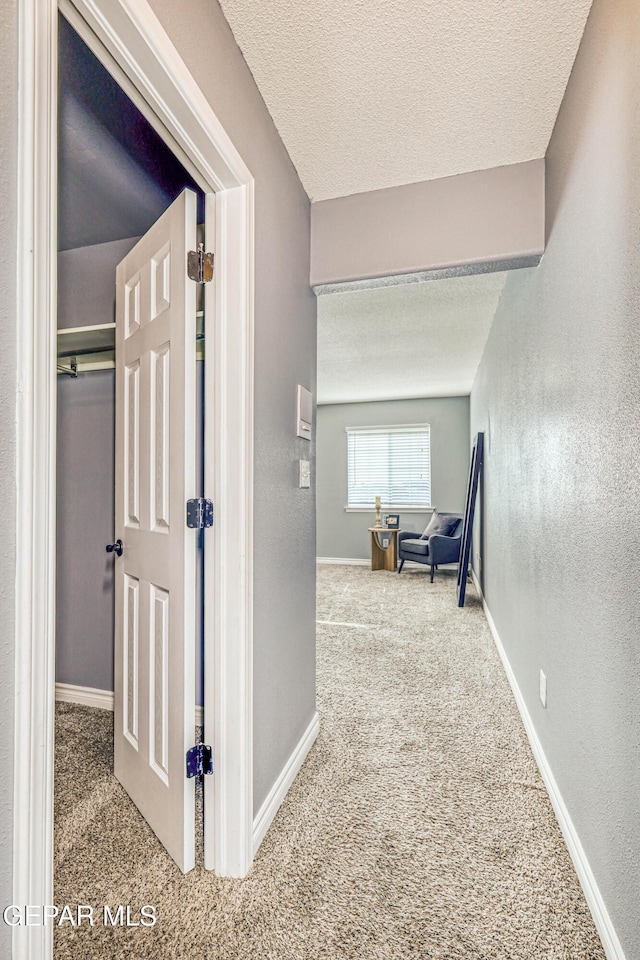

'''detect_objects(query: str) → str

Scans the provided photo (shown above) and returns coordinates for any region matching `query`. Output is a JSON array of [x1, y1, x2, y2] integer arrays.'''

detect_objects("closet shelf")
[[57, 322, 115, 355], [57, 323, 115, 375], [57, 314, 205, 376]]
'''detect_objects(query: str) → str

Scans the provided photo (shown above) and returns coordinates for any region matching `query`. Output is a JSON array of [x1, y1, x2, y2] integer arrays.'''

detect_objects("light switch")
[[299, 459, 311, 488]]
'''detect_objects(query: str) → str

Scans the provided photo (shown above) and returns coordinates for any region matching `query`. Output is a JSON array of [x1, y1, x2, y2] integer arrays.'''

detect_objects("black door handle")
[[106, 539, 123, 557]]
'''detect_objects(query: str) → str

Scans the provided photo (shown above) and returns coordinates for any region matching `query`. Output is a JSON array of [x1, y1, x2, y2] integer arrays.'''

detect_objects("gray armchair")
[[397, 512, 463, 582]]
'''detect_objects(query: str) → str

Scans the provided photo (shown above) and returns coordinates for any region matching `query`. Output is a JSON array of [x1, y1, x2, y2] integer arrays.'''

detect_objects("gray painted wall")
[[470, 0, 640, 954], [149, 0, 317, 815], [56, 370, 116, 692], [58, 237, 141, 328], [56, 240, 137, 695], [0, 0, 17, 952], [311, 160, 545, 287], [317, 398, 469, 560]]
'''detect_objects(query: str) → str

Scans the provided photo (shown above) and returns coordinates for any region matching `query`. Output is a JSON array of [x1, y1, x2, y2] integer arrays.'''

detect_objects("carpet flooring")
[[54, 565, 606, 959]]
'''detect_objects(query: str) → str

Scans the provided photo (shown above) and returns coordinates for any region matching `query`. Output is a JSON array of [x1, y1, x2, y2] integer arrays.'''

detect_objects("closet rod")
[[57, 359, 78, 378]]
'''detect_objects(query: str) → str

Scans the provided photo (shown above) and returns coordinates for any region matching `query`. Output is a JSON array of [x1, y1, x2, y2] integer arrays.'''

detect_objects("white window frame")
[[345, 424, 432, 512]]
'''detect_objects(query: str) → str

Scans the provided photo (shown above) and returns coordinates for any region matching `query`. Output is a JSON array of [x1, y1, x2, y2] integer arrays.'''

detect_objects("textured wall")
[[149, 0, 317, 815], [0, 0, 17, 954], [311, 161, 545, 287], [470, 0, 640, 954], [317, 398, 470, 560]]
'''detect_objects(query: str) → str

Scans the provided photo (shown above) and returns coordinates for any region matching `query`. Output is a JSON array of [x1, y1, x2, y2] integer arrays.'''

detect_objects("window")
[[346, 424, 431, 509]]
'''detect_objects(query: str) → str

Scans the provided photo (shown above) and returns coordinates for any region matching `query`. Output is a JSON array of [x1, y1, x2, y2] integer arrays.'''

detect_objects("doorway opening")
[[54, 11, 207, 877]]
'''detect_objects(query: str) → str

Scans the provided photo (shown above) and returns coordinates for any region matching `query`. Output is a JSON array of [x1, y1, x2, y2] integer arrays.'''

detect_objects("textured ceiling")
[[218, 0, 592, 200], [317, 273, 507, 404]]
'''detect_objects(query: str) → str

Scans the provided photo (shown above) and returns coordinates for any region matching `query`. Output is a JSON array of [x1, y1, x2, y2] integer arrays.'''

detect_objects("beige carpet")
[[54, 565, 606, 959]]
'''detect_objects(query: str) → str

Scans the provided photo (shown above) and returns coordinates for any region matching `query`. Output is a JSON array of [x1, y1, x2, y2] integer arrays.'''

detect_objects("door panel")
[[114, 188, 198, 873]]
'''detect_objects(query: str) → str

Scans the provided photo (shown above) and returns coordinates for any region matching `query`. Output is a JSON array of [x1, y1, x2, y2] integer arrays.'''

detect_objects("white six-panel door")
[[114, 188, 198, 873]]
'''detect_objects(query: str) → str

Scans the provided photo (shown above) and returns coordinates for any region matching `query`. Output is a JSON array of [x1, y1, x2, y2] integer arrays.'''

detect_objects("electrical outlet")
[[539, 669, 547, 708]]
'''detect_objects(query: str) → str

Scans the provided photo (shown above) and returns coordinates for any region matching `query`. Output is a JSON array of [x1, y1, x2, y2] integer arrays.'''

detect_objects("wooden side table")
[[369, 527, 402, 571]]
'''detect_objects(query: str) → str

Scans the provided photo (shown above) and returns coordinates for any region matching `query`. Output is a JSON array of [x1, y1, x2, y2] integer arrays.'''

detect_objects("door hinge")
[[186, 498, 214, 529], [187, 243, 214, 283], [186, 743, 214, 779]]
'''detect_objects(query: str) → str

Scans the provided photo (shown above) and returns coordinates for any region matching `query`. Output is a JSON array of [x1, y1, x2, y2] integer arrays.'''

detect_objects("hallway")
[[54, 566, 604, 959]]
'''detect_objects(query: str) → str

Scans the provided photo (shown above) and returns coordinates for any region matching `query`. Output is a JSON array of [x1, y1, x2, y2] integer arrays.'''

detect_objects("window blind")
[[346, 425, 431, 508]]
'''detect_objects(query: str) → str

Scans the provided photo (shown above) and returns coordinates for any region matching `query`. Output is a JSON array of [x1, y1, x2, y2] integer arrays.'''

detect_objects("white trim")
[[63, 0, 252, 191], [54, 684, 204, 726], [252, 713, 320, 856], [471, 571, 626, 960], [16, 1, 255, 953], [204, 182, 255, 878], [59, 1, 204, 190], [316, 557, 370, 566], [55, 683, 114, 711], [316, 557, 433, 568], [14, 3, 58, 959]]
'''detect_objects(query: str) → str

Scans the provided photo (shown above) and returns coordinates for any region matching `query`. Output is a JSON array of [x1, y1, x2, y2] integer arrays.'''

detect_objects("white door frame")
[[15, 0, 254, 954]]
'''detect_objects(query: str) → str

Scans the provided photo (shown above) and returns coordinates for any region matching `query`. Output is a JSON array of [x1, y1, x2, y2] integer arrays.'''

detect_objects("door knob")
[[106, 539, 123, 557]]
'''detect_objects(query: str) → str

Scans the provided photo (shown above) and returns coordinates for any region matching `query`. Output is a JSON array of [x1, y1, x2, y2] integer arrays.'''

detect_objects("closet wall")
[[56, 239, 135, 693]]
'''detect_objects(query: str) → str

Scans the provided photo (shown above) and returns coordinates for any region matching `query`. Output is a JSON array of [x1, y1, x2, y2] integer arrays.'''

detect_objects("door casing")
[[15, 1, 255, 956]]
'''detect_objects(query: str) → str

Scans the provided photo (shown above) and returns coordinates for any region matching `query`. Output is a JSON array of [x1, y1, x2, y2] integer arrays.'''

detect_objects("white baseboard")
[[471, 571, 626, 960], [252, 712, 320, 856], [55, 682, 114, 711], [55, 683, 204, 728], [316, 557, 369, 566], [316, 557, 430, 569]]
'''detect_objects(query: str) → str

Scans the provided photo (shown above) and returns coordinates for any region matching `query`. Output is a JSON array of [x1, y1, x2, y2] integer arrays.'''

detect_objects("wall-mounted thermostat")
[[296, 385, 312, 441]]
